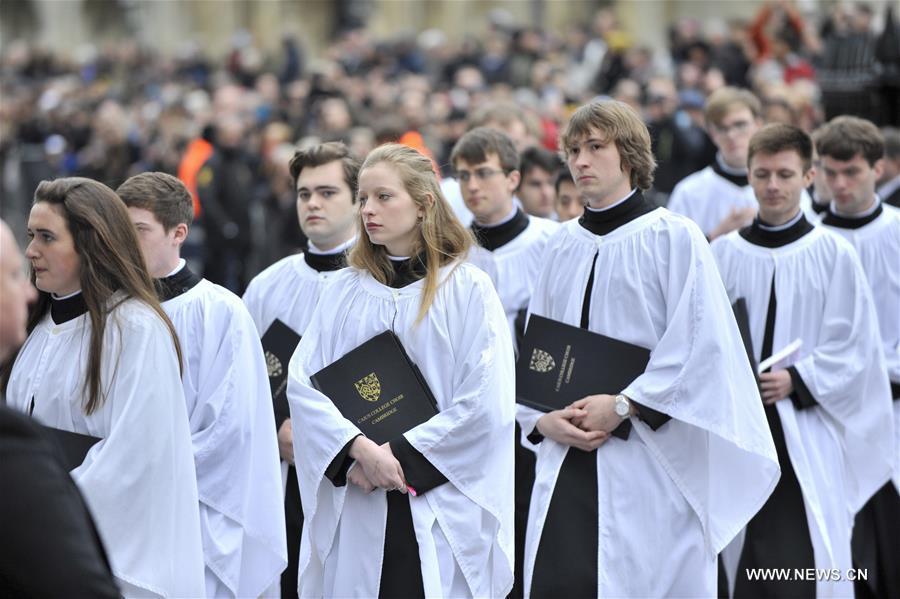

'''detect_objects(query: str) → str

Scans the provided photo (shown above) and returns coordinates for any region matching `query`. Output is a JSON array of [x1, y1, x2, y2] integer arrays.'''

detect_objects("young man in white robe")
[[815, 116, 900, 599], [667, 87, 764, 240], [450, 126, 558, 597], [518, 100, 780, 598], [242, 141, 360, 598], [669, 87, 816, 239], [711, 123, 894, 598], [118, 172, 287, 598], [287, 143, 514, 598]]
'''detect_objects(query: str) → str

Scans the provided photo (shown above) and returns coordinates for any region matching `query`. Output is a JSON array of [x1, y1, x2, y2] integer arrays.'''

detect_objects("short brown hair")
[[704, 87, 762, 127], [450, 127, 520, 172], [116, 172, 193, 231], [814, 116, 884, 166], [748, 123, 813, 172], [288, 141, 361, 199], [559, 100, 656, 190]]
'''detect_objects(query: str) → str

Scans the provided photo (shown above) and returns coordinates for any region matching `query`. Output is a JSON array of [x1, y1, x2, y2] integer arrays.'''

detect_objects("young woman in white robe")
[[286, 144, 516, 598], [1, 177, 205, 597]]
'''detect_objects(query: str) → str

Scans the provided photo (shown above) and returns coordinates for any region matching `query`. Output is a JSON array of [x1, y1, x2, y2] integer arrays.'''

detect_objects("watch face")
[[615, 399, 629, 417]]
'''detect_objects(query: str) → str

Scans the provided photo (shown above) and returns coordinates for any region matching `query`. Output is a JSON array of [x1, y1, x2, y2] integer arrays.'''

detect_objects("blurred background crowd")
[[1, 0, 898, 293]]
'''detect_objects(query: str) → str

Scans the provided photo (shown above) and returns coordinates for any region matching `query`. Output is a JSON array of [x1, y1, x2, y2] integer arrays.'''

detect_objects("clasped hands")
[[347, 436, 408, 494], [536, 394, 626, 452]]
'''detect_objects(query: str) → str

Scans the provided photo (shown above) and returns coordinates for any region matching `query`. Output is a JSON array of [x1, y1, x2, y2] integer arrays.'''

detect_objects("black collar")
[[578, 189, 655, 236], [739, 213, 814, 248], [471, 209, 530, 251], [821, 202, 883, 230], [807, 186, 829, 214], [156, 264, 202, 302], [711, 158, 749, 188], [304, 250, 347, 273], [387, 255, 428, 289], [50, 292, 88, 324]]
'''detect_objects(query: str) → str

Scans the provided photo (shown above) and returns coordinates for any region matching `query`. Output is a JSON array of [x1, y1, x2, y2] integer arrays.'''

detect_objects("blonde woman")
[[286, 144, 515, 598]]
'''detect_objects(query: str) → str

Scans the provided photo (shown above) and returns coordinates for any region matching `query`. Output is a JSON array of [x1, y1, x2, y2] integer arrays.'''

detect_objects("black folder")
[[261, 319, 302, 425], [310, 330, 438, 445], [731, 298, 760, 385], [42, 426, 101, 472], [516, 315, 651, 412]]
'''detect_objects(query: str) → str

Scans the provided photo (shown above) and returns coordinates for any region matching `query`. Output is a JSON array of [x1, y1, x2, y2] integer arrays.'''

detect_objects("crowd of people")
[[0, 2, 898, 599], [2, 1, 899, 291]]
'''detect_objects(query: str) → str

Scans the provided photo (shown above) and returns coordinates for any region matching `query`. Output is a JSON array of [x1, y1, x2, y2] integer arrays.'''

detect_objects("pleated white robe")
[[491, 216, 558, 338], [163, 277, 287, 597], [712, 226, 895, 597], [517, 211, 780, 598], [6, 297, 206, 598], [287, 262, 515, 598], [819, 205, 900, 491], [243, 253, 344, 338]]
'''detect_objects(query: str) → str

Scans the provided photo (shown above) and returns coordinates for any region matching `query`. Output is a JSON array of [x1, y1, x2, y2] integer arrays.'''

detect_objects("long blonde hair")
[[349, 144, 473, 323]]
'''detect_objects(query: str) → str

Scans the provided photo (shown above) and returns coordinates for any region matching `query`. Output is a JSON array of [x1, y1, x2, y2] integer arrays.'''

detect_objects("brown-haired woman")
[[286, 144, 515, 597], [2, 178, 205, 597]]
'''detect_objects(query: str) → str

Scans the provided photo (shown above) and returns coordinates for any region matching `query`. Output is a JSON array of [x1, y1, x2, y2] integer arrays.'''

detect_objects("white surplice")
[[491, 215, 558, 338], [517, 211, 780, 598], [287, 262, 515, 598], [163, 276, 287, 597], [243, 253, 346, 338], [818, 204, 900, 491], [712, 225, 895, 596], [669, 165, 816, 236], [6, 296, 206, 598], [518, 213, 779, 597]]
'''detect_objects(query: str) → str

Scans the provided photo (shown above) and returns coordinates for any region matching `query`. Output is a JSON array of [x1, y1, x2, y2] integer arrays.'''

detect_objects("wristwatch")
[[614, 394, 632, 419]]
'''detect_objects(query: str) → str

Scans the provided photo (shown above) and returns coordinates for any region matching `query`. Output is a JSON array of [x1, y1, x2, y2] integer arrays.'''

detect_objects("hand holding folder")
[[310, 330, 438, 446], [515, 315, 651, 413]]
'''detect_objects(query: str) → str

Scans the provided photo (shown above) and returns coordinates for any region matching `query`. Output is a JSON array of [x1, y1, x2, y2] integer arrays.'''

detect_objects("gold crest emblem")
[[265, 351, 283, 378], [529, 348, 556, 373], [354, 372, 381, 402]]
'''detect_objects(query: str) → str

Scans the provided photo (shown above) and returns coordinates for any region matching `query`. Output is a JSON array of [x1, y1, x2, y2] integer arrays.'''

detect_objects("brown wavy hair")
[[560, 100, 657, 190], [349, 144, 473, 323], [1, 178, 182, 415]]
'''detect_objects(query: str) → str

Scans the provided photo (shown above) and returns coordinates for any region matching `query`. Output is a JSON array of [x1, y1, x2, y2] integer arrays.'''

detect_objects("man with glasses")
[[450, 126, 558, 599], [450, 127, 558, 342], [668, 87, 765, 240]]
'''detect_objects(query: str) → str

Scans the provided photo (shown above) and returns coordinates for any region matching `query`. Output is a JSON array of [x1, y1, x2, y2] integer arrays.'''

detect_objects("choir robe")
[[470, 208, 557, 599], [712, 220, 894, 598], [819, 201, 900, 599], [159, 264, 287, 598], [517, 199, 779, 598], [243, 246, 348, 599], [6, 294, 206, 598], [668, 160, 816, 237], [471, 209, 559, 340], [287, 262, 515, 598]]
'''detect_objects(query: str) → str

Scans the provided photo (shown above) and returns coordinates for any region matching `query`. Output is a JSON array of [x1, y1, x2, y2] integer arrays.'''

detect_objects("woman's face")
[[358, 162, 423, 257], [25, 202, 82, 296]]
